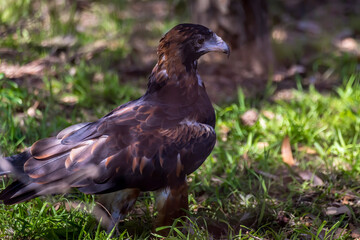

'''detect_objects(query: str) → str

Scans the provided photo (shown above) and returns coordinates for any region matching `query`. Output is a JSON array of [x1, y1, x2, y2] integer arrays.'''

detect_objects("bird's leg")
[[154, 181, 188, 232], [96, 189, 140, 234]]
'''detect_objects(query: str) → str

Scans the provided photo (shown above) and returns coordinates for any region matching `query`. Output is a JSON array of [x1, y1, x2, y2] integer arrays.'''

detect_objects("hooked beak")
[[200, 33, 230, 57]]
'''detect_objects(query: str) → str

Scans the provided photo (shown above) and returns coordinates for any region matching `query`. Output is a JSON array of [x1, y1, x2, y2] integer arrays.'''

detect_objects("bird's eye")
[[197, 38, 204, 44]]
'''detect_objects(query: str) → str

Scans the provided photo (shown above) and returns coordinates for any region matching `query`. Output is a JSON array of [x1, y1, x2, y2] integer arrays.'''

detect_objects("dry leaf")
[[262, 110, 275, 119], [298, 170, 324, 186], [41, 35, 77, 48], [350, 224, 360, 239], [0, 57, 61, 78], [27, 101, 40, 117], [341, 194, 356, 205], [325, 205, 351, 216], [60, 95, 79, 104], [255, 169, 279, 180], [298, 146, 317, 155], [281, 136, 296, 166], [273, 65, 305, 82], [240, 109, 258, 126], [334, 228, 347, 239], [272, 89, 294, 101], [211, 177, 224, 185], [335, 37, 360, 55], [219, 124, 230, 141]]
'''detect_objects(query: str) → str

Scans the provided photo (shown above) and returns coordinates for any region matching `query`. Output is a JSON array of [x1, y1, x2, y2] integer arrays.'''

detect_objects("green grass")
[[1, 70, 360, 239], [1, 0, 360, 239]]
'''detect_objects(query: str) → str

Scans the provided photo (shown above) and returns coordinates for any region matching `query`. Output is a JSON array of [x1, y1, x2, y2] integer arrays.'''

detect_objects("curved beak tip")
[[199, 33, 231, 59], [210, 33, 230, 58]]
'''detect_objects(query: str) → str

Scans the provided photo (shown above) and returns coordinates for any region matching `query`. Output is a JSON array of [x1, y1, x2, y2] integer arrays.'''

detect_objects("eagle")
[[0, 23, 230, 231]]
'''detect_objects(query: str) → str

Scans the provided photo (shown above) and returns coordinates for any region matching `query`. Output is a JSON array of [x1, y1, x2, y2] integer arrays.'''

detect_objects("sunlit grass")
[[1, 0, 360, 239], [1, 70, 359, 239]]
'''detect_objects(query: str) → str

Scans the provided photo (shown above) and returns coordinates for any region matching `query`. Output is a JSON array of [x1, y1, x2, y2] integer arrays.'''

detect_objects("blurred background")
[[1, 0, 360, 106]]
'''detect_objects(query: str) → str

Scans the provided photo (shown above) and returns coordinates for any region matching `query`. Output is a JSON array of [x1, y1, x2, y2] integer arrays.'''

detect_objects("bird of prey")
[[0, 23, 230, 231]]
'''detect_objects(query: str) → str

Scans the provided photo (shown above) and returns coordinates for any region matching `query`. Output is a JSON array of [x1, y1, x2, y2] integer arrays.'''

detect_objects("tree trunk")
[[190, 0, 273, 100]]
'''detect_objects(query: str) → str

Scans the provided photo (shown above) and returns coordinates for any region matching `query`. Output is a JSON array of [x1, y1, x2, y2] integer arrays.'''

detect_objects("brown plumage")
[[0, 23, 229, 230]]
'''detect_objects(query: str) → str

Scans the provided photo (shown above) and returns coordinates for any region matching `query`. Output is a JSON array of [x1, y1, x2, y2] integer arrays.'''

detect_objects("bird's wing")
[[0, 99, 215, 204]]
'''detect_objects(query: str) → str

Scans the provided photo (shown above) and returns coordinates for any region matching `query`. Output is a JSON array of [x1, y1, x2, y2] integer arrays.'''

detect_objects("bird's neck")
[[146, 54, 199, 96], [145, 54, 214, 124]]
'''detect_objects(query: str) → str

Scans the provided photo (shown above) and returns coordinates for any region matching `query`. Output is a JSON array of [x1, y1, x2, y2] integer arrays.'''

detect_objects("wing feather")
[[24, 153, 68, 179], [1, 97, 215, 203], [56, 122, 90, 139], [30, 138, 75, 159], [61, 122, 101, 145]]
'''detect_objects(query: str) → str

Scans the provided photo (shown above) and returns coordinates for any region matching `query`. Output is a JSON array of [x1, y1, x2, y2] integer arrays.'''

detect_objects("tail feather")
[[0, 151, 36, 204], [0, 180, 39, 205], [0, 151, 101, 204], [1, 151, 32, 176]]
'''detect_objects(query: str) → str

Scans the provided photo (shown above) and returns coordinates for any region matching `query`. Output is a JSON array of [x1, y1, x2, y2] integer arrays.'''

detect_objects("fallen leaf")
[[325, 205, 351, 216], [0, 57, 61, 78], [219, 124, 230, 141], [272, 89, 294, 101], [60, 95, 78, 104], [334, 228, 347, 239], [41, 35, 77, 48], [211, 177, 224, 185], [255, 169, 279, 180], [341, 194, 356, 205], [261, 110, 275, 119], [298, 146, 317, 155], [281, 136, 296, 166], [287, 65, 306, 76], [335, 37, 360, 56], [298, 170, 324, 186], [240, 109, 258, 126], [350, 224, 360, 239], [273, 65, 306, 82], [27, 101, 40, 117]]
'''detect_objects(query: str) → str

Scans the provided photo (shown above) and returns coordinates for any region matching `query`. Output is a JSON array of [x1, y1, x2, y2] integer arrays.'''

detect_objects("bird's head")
[[157, 24, 230, 70]]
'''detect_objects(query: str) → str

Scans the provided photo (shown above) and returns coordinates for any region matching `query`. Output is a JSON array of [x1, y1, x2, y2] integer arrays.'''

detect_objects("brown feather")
[[56, 122, 90, 139], [30, 138, 73, 159], [24, 153, 67, 179], [0, 24, 229, 231]]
